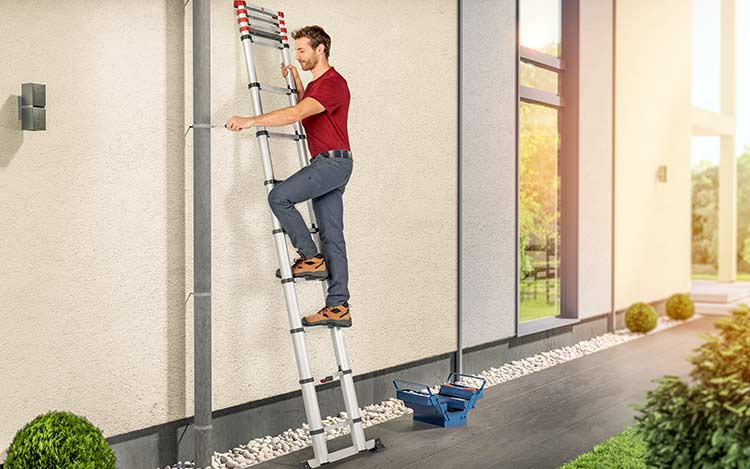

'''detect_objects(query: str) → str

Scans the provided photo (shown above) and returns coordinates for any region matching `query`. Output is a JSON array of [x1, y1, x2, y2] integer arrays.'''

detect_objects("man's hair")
[[292, 25, 331, 58]]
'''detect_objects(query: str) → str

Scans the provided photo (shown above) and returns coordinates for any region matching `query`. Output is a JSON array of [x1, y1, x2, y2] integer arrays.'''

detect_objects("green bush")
[[5, 411, 116, 469], [633, 305, 750, 468], [666, 293, 695, 320], [625, 302, 657, 333]]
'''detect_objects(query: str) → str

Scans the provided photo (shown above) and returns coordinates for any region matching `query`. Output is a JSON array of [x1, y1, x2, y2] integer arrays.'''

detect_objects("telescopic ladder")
[[231, 2, 384, 467]]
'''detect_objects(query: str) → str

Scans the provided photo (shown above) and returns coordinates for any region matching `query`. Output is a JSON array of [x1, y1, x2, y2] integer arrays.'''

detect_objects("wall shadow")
[[162, 0, 186, 465], [0, 95, 24, 167]]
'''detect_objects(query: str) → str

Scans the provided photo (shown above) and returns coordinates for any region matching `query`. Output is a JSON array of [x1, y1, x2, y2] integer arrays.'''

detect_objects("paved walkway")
[[257, 315, 720, 469]]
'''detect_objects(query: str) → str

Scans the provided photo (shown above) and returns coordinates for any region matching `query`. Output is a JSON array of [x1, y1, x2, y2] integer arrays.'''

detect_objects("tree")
[[736, 150, 750, 273], [691, 161, 718, 270], [518, 44, 560, 289]]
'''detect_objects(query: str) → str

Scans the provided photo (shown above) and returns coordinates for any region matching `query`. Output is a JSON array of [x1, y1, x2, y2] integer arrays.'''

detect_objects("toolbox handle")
[[393, 379, 434, 396], [447, 373, 487, 391]]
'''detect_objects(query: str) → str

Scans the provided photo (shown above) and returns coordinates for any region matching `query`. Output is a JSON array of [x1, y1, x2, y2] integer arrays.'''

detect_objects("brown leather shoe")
[[302, 302, 351, 328], [275, 250, 328, 280]]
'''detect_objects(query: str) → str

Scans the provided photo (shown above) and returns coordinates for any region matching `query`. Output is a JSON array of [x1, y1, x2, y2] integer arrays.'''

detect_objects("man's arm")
[[225, 97, 325, 131], [291, 70, 304, 102]]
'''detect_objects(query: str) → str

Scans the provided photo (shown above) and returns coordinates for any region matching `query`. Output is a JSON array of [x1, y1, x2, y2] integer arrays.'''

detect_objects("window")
[[691, 0, 721, 112], [518, 0, 564, 323]]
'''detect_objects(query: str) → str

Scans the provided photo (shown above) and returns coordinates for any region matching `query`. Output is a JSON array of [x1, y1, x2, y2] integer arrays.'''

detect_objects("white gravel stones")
[[445, 315, 700, 390], [160, 315, 697, 469]]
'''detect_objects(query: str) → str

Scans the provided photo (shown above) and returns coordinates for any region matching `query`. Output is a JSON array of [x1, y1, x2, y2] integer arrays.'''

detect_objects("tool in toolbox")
[[394, 373, 487, 427]]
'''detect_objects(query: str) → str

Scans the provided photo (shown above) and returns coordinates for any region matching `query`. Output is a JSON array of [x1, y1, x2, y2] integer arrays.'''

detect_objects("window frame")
[[516, 0, 581, 336]]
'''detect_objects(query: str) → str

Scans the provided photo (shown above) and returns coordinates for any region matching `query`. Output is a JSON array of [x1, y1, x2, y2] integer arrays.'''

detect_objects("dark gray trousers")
[[267, 155, 353, 307]]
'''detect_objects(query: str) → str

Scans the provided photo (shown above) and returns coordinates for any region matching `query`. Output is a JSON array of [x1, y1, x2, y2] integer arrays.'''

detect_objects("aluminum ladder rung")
[[323, 419, 352, 431], [271, 225, 320, 235], [290, 277, 324, 284], [318, 368, 351, 384], [244, 28, 283, 43], [264, 131, 305, 141], [245, 19, 281, 33], [319, 374, 340, 384], [236, 4, 280, 27], [244, 36, 284, 50], [252, 83, 295, 95], [242, 2, 282, 20], [241, 12, 280, 27]]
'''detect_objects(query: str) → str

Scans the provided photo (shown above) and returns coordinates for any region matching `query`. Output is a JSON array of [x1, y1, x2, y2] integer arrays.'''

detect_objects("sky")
[[691, 0, 750, 167], [518, 0, 750, 168]]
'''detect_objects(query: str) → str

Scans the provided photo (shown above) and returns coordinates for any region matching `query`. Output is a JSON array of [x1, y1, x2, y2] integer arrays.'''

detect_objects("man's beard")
[[301, 58, 316, 70]]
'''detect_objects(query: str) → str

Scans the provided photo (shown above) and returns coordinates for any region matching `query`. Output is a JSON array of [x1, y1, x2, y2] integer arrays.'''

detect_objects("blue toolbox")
[[394, 373, 487, 427]]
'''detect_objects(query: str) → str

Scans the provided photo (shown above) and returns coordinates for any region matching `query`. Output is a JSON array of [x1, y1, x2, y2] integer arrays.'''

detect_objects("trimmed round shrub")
[[634, 305, 750, 468], [665, 293, 695, 320], [5, 411, 115, 469], [624, 302, 657, 333]]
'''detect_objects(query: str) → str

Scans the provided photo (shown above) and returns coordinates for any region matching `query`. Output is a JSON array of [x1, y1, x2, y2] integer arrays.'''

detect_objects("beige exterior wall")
[[460, 0, 517, 347], [577, 0, 614, 319], [183, 0, 457, 420], [0, 0, 457, 461], [614, 0, 693, 309], [0, 1, 186, 461]]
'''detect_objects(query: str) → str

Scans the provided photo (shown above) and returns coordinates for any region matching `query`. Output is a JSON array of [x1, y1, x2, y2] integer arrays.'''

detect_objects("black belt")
[[312, 150, 352, 161]]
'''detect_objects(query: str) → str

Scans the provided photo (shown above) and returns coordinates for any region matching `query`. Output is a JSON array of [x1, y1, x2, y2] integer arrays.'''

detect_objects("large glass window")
[[737, 0, 750, 277], [691, 0, 721, 112], [690, 0, 750, 279], [520, 0, 561, 57], [518, 0, 562, 323], [691, 137, 720, 279]]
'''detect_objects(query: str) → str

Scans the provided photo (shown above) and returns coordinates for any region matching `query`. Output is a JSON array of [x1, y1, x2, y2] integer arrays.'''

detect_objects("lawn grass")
[[520, 296, 558, 322], [558, 426, 648, 469], [691, 272, 750, 281], [520, 278, 559, 322], [520, 272, 750, 323]]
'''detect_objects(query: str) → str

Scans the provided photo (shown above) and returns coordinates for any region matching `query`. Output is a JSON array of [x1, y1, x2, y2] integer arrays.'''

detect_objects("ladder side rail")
[[330, 327, 368, 451], [278, 29, 369, 455], [234, 3, 330, 465]]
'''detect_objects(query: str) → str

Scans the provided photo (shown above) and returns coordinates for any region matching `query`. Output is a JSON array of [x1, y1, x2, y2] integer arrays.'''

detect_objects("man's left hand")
[[225, 115, 255, 131]]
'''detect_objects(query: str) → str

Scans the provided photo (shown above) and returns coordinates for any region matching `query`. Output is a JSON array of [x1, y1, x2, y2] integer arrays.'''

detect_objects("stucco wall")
[[614, 0, 692, 309], [578, 0, 614, 319], [0, 0, 457, 461], [182, 0, 458, 422], [460, 0, 517, 347], [0, 0, 186, 462]]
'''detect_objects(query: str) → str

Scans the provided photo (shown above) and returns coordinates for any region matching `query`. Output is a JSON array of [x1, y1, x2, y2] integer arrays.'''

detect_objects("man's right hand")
[[281, 64, 298, 78]]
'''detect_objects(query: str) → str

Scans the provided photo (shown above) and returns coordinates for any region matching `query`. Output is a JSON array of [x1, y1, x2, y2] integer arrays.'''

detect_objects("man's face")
[[295, 38, 322, 70]]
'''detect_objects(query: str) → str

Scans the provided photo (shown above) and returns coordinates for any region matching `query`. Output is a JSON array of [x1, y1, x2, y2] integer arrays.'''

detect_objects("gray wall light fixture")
[[18, 83, 46, 131]]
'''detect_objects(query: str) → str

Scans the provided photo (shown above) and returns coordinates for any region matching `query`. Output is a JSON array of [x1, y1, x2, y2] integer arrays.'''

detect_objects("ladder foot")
[[368, 438, 385, 452]]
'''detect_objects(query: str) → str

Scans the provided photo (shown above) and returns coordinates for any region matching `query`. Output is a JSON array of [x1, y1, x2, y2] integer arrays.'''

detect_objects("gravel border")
[[161, 314, 701, 469]]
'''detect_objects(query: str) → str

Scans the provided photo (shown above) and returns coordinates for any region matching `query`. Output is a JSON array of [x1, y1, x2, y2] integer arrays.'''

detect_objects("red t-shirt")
[[301, 67, 351, 157]]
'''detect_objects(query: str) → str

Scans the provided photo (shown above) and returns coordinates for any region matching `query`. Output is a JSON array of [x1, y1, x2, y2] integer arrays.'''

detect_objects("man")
[[226, 25, 353, 328]]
